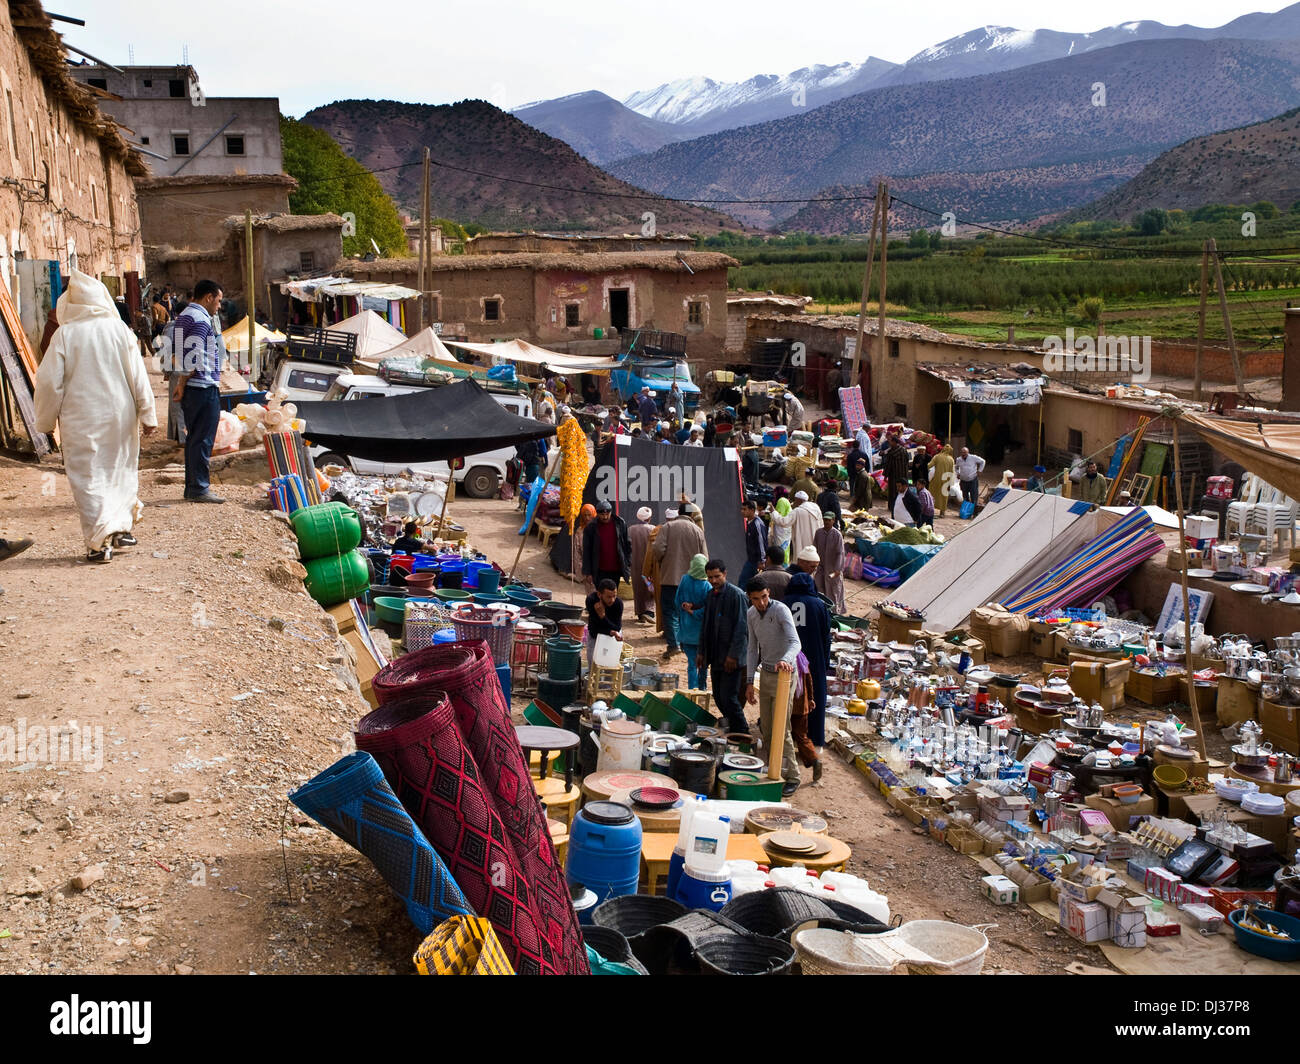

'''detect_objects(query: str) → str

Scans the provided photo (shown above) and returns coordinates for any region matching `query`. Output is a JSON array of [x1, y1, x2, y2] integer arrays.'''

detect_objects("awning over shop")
[[328, 309, 410, 361], [445, 338, 623, 374], [358, 327, 539, 382], [918, 363, 1045, 405], [296, 377, 554, 463], [278, 276, 419, 302], [1181, 410, 1300, 503]]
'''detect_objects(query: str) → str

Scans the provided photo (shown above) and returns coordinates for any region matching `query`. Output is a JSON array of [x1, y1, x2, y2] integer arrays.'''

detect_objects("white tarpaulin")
[[947, 377, 1045, 405], [329, 310, 410, 361], [278, 277, 418, 302], [445, 338, 622, 374]]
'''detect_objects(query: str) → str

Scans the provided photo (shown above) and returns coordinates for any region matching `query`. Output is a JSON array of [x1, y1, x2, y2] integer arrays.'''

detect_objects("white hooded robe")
[[33, 270, 157, 551]]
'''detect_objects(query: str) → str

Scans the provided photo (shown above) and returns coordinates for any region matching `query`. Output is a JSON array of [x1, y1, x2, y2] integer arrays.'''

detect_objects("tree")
[[908, 228, 930, 249], [1075, 296, 1104, 328], [280, 116, 407, 257], [1135, 208, 1168, 236]]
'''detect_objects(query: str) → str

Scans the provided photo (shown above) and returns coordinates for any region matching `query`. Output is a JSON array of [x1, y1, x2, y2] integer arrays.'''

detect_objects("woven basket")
[[629, 910, 749, 976], [794, 928, 907, 975], [450, 607, 517, 666], [591, 894, 687, 938], [890, 920, 989, 975], [695, 933, 795, 976], [719, 886, 885, 940], [581, 926, 649, 975]]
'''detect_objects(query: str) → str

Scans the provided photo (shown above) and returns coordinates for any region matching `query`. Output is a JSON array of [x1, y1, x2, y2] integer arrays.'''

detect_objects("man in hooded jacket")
[[34, 270, 157, 562], [783, 570, 831, 781]]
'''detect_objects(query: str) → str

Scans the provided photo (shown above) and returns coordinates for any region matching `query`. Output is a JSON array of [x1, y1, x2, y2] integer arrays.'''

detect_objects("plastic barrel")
[[665, 846, 687, 900], [303, 550, 369, 607], [717, 769, 784, 802], [495, 663, 512, 705], [566, 801, 643, 905], [291, 502, 363, 560], [545, 636, 583, 681], [433, 627, 457, 645], [672, 866, 732, 912]]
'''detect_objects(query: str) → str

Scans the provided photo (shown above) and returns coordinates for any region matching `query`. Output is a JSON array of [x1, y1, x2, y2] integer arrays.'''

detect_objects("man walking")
[[582, 499, 631, 591], [0, 536, 35, 593], [653, 504, 707, 660], [816, 474, 843, 531], [882, 431, 911, 516], [813, 511, 846, 613], [637, 386, 658, 431], [850, 457, 873, 511], [955, 446, 986, 510], [170, 279, 226, 503], [585, 578, 624, 667], [789, 490, 822, 560], [744, 578, 803, 797], [697, 559, 749, 734], [755, 543, 793, 601], [739, 498, 767, 589], [33, 269, 158, 562], [784, 570, 832, 782], [783, 391, 806, 434], [628, 506, 656, 623]]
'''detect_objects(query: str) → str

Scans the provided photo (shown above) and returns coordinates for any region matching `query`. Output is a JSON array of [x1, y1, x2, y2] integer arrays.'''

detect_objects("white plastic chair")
[[1226, 473, 1262, 538], [1247, 493, 1298, 554]]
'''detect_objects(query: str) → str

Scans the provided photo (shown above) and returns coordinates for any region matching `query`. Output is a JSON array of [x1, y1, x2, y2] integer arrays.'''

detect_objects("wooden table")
[[640, 830, 770, 895], [581, 769, 676, 803], [607, 788, 700, 833], [757, 831, 852, 873], [514, 725, 579, 791]]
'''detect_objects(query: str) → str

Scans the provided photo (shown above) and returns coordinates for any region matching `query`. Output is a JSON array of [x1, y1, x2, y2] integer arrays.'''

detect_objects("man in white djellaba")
[[34, 269, 158, 563]]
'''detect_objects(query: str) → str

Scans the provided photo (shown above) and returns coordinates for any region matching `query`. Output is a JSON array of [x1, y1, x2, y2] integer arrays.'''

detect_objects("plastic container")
[[597, 719, 646, 772], [537, 673, 580, 710], [496, 662, 512, 705], [683, 812, 731, 875], [303, 550, 370, 606], [291, 502, 363, 560], [669, 749, 717, 794], [438, 561, 465, 588], [464, 560, 492, 589], [1228, 906, 1300, 961], [673, 864, 732, 912], [825, 883, 891, 925], [475, 567, 502, 594], [566, 801, 643, 906], [768, 866, 822, 892], [592, 634, 623, 670], [546, 636, 583, 681], [695, 933, 794, 976], [432, 627, 457, 644]]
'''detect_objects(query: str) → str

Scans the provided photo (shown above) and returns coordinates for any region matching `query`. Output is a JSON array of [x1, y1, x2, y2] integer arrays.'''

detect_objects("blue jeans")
[[181, 385, 220, 497], [660, 582, 679, 651], [682, 645, 703, 690]]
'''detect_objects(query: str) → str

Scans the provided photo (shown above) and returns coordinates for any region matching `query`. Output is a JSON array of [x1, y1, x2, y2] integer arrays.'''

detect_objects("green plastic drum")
[[717, 769, 784, 802], [303, 550, 370, 606], [291, 502, 363, 560]]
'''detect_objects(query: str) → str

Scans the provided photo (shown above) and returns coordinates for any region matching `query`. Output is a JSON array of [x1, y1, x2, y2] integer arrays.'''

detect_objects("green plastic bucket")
[[303, 550, 370, 606], [291, 502, 363, 561], [545, 636, 583, 681], [717, 769, 783, 802]]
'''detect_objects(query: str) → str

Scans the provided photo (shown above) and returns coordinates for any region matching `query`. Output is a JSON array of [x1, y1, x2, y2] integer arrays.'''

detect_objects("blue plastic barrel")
[[666, 846, 687, 900], [672, 866, 732, 912], [495, 663, 512, 705], [566, 802, 643, 905], [433, 627, 457, 645]]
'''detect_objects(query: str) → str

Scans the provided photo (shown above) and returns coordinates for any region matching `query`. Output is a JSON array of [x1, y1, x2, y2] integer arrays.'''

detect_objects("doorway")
[[609, 288, 630, 332]]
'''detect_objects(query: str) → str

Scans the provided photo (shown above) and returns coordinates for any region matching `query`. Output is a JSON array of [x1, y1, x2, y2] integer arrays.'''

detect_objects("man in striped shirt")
[[170, 280, 226, 503]]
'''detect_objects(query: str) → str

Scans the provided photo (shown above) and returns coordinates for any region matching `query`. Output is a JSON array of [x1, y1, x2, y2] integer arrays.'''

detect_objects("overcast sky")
[[49, 0, 1293, 116]]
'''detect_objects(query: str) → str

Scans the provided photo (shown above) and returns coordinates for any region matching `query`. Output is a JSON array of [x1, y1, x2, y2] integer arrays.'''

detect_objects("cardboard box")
[[1058, 864, 1113, 903], [981, 874, 1020, 905], [1029, 625, 1059, 659], [875, 611, 922, 645], [1262, 727, 1300, 756], [1184, 515, 1220, 541], [1144, 866, 1182, 902], [1167, 548, 1205, 573], [1098, 885, 1152, 914], [1069, 653, 1133, 693], [1126, 669, 1183, 706], [1086, 793, 1157, 832], [1004, 859, 1055, 903], [1155, 784, 1190, 820], [1216, 678, 1259, 727], [1059, 896, 1110, 942], [1110, 908, 1148, 948], [1078, 809, 1114, 837], [1259, 698, 1300, 744]]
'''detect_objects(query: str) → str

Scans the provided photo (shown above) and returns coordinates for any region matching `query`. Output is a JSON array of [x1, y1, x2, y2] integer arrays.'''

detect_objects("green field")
[[714, 205, 1300, 349]]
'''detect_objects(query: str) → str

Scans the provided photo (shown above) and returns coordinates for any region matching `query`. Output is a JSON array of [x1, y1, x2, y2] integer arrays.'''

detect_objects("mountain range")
[[608, 37, 1300, 229], [299, 99, 737, 234], [513, 4, 1300, 166]]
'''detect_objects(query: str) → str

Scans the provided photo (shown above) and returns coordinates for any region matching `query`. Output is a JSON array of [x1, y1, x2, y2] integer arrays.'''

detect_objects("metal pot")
[[1276, 753, 1295, 784], [1233, 742, 1273, 768]]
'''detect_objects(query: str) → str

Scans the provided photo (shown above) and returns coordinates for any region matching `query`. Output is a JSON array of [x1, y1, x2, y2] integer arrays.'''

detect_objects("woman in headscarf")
[[628, 505, 656, 623], [34, 269, 158, 562], [769, 495, 794, 564], [675, 554, 710, 690], [570, 503, 596, 582], [929, 443, 955, 518]]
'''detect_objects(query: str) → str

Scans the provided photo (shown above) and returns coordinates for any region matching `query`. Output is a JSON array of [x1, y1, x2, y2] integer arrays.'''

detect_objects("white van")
[[308, 373, 534, 498]]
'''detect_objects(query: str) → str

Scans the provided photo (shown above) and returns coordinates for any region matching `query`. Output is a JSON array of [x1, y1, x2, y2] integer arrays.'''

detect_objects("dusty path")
[[0, 385, 1115, 974]]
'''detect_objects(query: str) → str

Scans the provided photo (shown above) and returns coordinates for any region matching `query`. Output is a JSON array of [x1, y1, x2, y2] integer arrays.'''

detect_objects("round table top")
[[757, 830, 851, 870], [581, 769, 677, 802], [514, 725, 580, 751], [607, 787, 701, 831]]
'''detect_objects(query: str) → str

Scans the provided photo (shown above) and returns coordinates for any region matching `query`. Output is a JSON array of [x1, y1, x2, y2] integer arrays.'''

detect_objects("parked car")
[[308, 373, 535, 499]]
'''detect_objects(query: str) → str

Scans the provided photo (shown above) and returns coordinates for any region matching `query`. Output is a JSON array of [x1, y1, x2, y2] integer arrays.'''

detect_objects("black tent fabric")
[[295, 377, 554, 463], [549, 436, 747, 579]]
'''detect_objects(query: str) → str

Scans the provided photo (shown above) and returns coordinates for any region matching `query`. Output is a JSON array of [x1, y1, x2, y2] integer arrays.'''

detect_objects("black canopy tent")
[[295, 377, 554, 463]]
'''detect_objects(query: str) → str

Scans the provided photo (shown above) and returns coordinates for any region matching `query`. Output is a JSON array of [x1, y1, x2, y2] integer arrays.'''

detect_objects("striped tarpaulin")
[[998, 508, 1164, 615]]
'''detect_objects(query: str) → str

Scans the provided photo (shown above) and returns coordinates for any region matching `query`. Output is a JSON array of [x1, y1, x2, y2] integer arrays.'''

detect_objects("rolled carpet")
[[356, 690, 582, 975], [289, 751, 471, 935], [370, 640, 588, 975]]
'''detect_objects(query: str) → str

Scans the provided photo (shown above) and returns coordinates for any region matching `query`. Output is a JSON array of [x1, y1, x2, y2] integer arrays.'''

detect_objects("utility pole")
[[1208, 237, 1244, 398], [850, 192, 881, 387], [1193, 239, 1209, 402], [418, 146, 431, 332], [244, 209, 257, 382], [875, 181, 889, 413]]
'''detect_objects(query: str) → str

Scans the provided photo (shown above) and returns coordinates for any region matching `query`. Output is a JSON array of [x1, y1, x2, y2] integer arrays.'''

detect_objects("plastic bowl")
[[1228, 907, 1300, 962], [372, 596, 407, 624], [1153, 764, 1188, 789], [506, 590, 540, 607], [433, 588, 472, 602]]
